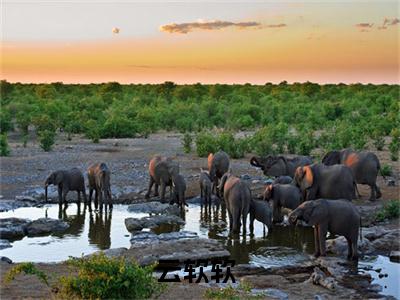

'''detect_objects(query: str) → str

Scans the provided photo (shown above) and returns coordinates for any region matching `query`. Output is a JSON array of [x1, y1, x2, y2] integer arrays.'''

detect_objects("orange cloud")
[[265, 23, 287, 28], [355, 23, 374, 28], [379, 17, 399, 30], [160, 20, 261, 34]]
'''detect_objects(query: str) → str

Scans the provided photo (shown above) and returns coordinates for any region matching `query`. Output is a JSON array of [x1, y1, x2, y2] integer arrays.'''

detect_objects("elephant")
[[322, 149, 382, 201], [250, 155, 313, 178], [45, 168, 87, 207], [249, 199, 273, 233], [272, 176, 293, 185], [208, 151, 230, 196], [199, 169, 212, 204], [218, 172, 251, 234], [294, 164, 356, 201], [289, 199, 361, 260], [263, 183, 302, 223], [171, 173, 187, 208], [145, 156, 179, 202], [87, 163, 112, 210]]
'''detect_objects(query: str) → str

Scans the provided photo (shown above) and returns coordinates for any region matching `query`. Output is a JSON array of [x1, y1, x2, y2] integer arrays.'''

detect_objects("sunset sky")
[[1, 0, 399, 84]]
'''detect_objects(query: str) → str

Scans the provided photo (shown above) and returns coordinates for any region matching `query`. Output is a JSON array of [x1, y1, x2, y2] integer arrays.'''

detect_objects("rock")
[[125, 215, 184, 232], [252, 180, 260, 184], [0, 239, 12, 250], [0, 200, 32, 212], [0, 256, 13, 264], [127, 238, 229, 265], [326, 236, 375, 256], [87, 247, 128, 259], [25, 218, 69, 236], [307, 266, 337, 291], [370, 229, 400, 252], [368, 284, 382, 293], [125, 218, 144, 232], [389, 251, 400, 262], [15, 196, 37, 202], [127, 201, 181, 215], [362, 226, 388, 241], [250, 288, 289, 300], [130, 231, 198, 245], [240, 174, 252, 180], [0, 218, 30, 239], [386, 179, 395, 186]]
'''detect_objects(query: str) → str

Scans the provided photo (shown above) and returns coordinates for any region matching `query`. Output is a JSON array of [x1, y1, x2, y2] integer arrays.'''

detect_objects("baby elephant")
[[249, 199, 273, 233], [45, 168, 87, 206], [264, 184, 302, 223], [87, 163, 112, 210], [218, 173, 251, 234], [171, 174, 187, 208], [199, 169, 212, 204], [289, 199, 361, 260]]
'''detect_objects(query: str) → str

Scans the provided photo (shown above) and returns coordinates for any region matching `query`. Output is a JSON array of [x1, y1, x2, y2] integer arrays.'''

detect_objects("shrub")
[[0, 110, 13, 133], [251, 127, 275, 156], [182, 132, 193, 153], [4, 262, 48, 286], [371, 130, 385, 151], [0, 134, 10, 156], [22, 134, 28, 148], [296, 130, 314, 156], [380, 164, 392, 177], [58, 253, 161, 299], [196, 131, 218, 157], [38, 130, 56, 152], [375, 200, 400, 222], [85, 120, 101, 143], [389, 129, 400, 161]]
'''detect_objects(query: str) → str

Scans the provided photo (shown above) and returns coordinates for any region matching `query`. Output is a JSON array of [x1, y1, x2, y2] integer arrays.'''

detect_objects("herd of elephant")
[[44, 148, 384, 260]]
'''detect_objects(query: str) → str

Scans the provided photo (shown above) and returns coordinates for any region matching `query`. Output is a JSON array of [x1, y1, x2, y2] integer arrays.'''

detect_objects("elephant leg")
[[249, 212, 255, 233], [346, 237, 353, 260], [62, 189, 69, 206], [89, 188, 93, 204], [318, 224, 328, 256], [94, 189, 99, 210], [228, 210, 233, 232], [77, 191, 81, 204], [375, 184, 382, 199], [154, 183, 159, 197], [242, 212, 247, 234], [200, 187, 203, 201], [99, 188, 103, 212], [160, 182, 166, 203], [368, 184, 376, 201], [58, 186, 63, 205], [145, 177, 154, 199], [351, 238, 359, 261], [231, 206, 240, 234], [314, 226, 321, 257]]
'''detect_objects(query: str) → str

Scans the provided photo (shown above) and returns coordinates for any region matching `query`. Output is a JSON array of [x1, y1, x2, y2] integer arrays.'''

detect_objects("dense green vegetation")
[[375, 200, 400, 222], [1, 80, 398, 157]]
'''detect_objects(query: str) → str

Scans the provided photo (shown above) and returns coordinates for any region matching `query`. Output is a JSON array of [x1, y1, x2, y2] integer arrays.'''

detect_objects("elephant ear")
[[277, 156, 289, 174], [218, 173, 229, 193], [207, 153, 214, 172], [54, 171, 64, 185], [263, 184, 274, 201], [294, 167, 304, 187], [302, 166, 314, 190]]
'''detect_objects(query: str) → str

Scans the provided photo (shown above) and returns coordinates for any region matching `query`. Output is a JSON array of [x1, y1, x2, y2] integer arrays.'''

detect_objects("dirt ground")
[[0, 132, 399, 299]]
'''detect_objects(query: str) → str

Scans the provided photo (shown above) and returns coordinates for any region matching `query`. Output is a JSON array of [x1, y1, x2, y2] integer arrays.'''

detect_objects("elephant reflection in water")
[[88, 210, 112, 250], [57, 203, 86, 236], [201, 202, 228, 240]]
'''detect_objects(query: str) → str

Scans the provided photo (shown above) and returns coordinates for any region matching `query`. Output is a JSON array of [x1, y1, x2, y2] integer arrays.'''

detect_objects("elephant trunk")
[[45, 184, 48, 202]]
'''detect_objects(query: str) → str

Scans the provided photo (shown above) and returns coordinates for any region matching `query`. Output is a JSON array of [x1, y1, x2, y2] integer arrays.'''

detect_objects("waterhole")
[[0, 202, 398, 297]]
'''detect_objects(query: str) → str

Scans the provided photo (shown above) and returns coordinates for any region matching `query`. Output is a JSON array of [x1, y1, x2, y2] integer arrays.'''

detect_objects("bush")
[[389, 129, 400, 161], [375, 200, 400, 222], [195, 131, 218, 157], [38, 130, 56, 151], [4, 262, 48, 286], [0, 110, 13, 133], [0, 134, 10, 156], [182, 132, 193, 153], [85, 120, 101, 143], [380, 164, 392, 177], [372, 130, 385, 151], [251, 127, 275, 156], [296, 130, 314, 156], [59, 253, 161, 299]]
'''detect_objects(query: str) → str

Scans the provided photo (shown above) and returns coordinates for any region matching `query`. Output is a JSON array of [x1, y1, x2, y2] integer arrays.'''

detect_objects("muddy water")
[[0, 203, 398, 297]]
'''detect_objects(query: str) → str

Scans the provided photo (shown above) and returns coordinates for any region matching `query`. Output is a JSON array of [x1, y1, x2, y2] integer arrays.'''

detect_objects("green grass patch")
[[4, 262, 49, 286], [205, 282, 262, 300], [375, 200, 400, 222]]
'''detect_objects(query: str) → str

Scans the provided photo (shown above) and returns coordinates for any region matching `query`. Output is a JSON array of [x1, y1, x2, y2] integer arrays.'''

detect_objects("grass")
[[380, 164, 392, 177], [205, 282, 262, 300], [4, 263, 49, 286], [375, 200, 400, 222]]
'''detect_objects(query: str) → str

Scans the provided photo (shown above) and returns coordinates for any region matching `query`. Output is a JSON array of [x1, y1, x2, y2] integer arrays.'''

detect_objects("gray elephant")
[[263, 183, 302, 223], [171, 173, 187, 208], [289, 199, 361, 260], [250, 155, 312, 177], [145, 156, 179, 202], [218, 172, 251, 234], [294, 164, 355, 201], [199, 168, 212, 204], [45, 168, 87, 206], [322, 149, 382, 201], [249, 199, 273, 233], [208, 151, 230, 195], [87, 163, 112, 210]]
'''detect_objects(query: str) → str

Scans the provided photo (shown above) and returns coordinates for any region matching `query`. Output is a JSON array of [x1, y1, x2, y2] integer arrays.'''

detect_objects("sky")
[[1, 0, 399, 84]]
